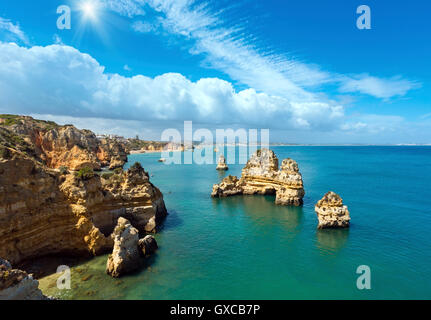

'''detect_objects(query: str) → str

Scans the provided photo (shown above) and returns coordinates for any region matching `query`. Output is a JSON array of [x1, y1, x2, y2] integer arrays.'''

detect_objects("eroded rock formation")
[[212, 149, 305, 206], [315, 192, 350, 229], [216, 155, 229, 171], [138, 235, 158, 257], [106, 218, 141, 278], [90, 162, 167, 235], [0, 116, 167, 267], [0, 258, 48, 300], [0, 156, 111, 264], [211, 175, 243, 197], [0, 156, 167, 265]]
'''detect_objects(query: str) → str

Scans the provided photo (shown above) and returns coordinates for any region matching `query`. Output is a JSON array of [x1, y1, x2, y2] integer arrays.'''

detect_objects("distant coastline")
[[129, 149, 183, 154], [197, 143, 431, 147], [269, 144, 431, 147]]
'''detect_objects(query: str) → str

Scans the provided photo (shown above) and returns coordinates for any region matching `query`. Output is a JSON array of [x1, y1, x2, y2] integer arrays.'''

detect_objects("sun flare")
[[80, 1, 98, 20]]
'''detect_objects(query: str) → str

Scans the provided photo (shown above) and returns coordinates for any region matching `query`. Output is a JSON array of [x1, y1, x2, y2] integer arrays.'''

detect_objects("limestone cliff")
[[0, 154, 111, 265], [0, 116, 167, 267], [0, 115, 128, 170], [0, 153, 167, 266], [315, 192, 350, 229], [212, 149, 305, 206]]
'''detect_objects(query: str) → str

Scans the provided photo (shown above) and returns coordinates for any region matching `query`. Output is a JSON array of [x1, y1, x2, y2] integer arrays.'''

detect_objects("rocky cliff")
[[315, 192, 350, 229], [212, 149, 305, 206], [0, 115, 128, 171], [0, 115, 167, 267]]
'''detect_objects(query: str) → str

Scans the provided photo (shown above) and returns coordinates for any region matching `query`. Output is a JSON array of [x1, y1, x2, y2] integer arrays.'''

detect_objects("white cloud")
[[0, 17, 28, 44], [341, 114, 405, 134], [132, 20, 156, 33], [100, 0, 419, 101], [0, 42, 345, 133], [0, 4, 423, 143], [339, 75, 420, 100], [141, 0, 323, 101], [123, 64, 132, 71], [102, 0, 146, 17]]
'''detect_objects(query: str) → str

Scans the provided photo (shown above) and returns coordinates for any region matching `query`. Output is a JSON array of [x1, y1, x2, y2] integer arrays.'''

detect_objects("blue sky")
[[0, 0, 430, 144]]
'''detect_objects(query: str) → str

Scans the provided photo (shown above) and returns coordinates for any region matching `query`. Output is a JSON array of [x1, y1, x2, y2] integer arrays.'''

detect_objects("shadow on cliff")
[[17, 254, 95, 279]]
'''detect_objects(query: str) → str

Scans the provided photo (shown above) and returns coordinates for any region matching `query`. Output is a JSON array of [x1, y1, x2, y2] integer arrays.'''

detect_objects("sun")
[[75, 0, 110, 45], [80, 1, 99, 20]]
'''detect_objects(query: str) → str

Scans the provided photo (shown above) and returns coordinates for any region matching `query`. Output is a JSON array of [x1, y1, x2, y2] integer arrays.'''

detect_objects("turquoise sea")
[[40, 146, 431, 299]]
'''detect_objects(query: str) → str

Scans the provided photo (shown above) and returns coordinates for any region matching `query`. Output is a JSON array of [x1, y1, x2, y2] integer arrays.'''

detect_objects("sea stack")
[[216, 155, 229, 171], [211, 149, 305, 206], [106, 218, 141, 278], [315, 192, 350, 229]]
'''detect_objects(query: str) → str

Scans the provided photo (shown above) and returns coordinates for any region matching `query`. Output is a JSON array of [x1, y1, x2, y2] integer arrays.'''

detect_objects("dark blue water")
[[40, 146, 431, 299]]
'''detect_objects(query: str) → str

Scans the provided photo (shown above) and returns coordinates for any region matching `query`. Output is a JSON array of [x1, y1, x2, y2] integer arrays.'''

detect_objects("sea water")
[[39, 146, 431, 299]]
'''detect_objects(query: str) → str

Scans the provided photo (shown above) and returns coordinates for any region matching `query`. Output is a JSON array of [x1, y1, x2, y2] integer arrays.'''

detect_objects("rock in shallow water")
[[106, 218, 141, 278], [211, 149, 305, 206], [315, 192, 350, 229], [216, 155, 229, 171], [138, 235, 158, 257], [211, 175, 243, 197]]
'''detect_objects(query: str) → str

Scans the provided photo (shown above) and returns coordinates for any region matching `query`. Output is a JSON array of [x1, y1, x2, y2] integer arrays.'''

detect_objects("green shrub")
[[0, 115, 20, 126], [76, 167, 94, 180], [131, 162, 143, 170], [0, 146, 11, 159], [101, 172, 114, 180], [113, 168, 123, 175], [109, 174, 123, 184], [59, 166, 69, 175]]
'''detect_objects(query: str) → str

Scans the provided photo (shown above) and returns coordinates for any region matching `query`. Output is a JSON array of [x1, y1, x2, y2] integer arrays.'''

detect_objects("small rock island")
[[212, 148, 305, 206], [106, 217, 159, 278], [216, 155, 229, 171], [315, 192, 350, 229]]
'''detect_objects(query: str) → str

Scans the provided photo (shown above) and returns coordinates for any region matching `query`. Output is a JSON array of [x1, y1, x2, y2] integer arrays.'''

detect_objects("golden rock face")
[[0, 155, 167, 265], [1, 116, 128, 171], [211, 149, 305, 206], [0, 117, 167, 266], [315, 192, 350, 229]]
